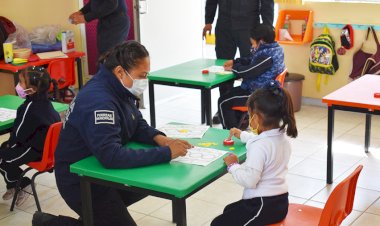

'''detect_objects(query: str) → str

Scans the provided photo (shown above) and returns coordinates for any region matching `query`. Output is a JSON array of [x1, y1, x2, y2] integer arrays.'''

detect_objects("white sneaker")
[[2, 188, 15, 201], [15, 184, 33, 207]]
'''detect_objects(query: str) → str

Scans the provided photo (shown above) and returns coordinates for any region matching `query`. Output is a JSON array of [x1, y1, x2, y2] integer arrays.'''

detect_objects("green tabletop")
[[147, 59, 235, 88], [0, 95, 68, 132], [70, 127, 247, 198]]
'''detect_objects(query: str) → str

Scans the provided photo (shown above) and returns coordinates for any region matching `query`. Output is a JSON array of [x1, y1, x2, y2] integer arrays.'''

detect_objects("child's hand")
[[224, 153, 238, 166], [223, 60, 233, 71], [228, 127, 242, 140]]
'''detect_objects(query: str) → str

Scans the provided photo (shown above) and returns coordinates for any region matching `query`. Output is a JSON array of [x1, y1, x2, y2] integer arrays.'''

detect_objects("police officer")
[[33, 41, 192, 226], [202, 0, 274, 124], [69, 0, 130, 55]]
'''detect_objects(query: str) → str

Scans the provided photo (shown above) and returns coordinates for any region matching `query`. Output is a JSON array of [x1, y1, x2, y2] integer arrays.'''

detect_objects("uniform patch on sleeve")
[[94, 110, 115, 124]]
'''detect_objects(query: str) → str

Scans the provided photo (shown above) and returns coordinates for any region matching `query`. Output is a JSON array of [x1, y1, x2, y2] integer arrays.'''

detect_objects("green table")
[[0, 95, 68, 135], [148, 59, 235, 127], [71, 127, 247, 226]]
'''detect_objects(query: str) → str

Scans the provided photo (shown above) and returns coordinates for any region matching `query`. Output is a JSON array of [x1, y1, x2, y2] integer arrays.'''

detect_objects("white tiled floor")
[[1, 87, 380, 225]]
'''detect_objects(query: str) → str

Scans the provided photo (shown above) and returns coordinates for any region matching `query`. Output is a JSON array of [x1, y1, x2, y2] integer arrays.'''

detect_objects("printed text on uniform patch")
[[95, 110, 115, 124]]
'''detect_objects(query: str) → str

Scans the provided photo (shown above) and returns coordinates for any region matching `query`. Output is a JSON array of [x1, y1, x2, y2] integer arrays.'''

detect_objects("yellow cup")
[[3, 43, 13, 63]]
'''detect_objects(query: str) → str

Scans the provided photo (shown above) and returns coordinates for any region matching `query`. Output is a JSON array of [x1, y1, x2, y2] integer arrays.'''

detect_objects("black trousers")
[[215, 25, 252, 97], [211, 193, 289, 226], [52, 180, 146, 226], [218, 86, 251, 129], [0, 142, 41, 189]]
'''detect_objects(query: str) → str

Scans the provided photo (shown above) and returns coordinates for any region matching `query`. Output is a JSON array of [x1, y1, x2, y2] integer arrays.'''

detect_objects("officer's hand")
[[169, 139, 192, 159], [202, 24, 212, 39]]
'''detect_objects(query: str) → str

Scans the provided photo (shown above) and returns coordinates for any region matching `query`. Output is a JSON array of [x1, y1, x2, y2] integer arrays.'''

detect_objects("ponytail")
[[50, 78, 60, 101], [280, 89, 298, 138]]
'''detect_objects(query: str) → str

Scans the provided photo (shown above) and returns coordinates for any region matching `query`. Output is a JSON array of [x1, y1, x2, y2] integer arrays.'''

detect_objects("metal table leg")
[[149, 81, 156, 128], [365, 113, 372, 153], [327, 106, 335, 184], [173, 198, 187, 226], [80, 177, 94, 226]]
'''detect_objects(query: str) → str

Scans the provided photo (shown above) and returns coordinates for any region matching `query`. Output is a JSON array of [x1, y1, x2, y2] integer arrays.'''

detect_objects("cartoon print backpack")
[[309, 27, 339, 90]]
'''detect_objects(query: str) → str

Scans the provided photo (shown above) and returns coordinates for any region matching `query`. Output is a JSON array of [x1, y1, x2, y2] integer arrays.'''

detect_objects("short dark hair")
[[99, 41, 149, 71], [250, 24, 275, 43]]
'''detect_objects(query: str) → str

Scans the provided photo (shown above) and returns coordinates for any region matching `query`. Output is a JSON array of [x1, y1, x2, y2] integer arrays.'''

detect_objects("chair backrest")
[[32, 122, 62, 171], [47, 58, 76, 90], [275, 68, 287, 88], [318, 165, 363, 226]]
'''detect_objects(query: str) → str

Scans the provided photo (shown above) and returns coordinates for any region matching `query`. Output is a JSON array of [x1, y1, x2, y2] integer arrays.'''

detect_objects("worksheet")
[[204, 66, 233, 75], [159, 124, 209, 139], [0, 108, 16, 122], [171, 146, 227, 166]]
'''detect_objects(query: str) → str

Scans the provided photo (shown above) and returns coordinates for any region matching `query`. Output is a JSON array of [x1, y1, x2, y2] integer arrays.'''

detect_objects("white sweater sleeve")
[[240, 131, 257, 143], [228, 164, 262, 189]]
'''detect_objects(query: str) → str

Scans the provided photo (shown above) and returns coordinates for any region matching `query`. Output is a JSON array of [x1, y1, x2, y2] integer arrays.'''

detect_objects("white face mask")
[[121, 70, 148, 96]]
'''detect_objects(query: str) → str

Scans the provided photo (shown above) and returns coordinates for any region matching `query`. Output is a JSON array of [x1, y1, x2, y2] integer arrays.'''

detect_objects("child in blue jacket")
[[218, 24, 285, 130]]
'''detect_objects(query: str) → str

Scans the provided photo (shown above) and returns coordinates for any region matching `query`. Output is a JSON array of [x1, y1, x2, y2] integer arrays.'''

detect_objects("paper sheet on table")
[[0, 108, 17, 122], [159, 124, 209, 139], [205, 66, 233, 75], [36, 51, 68, 59], [171, 146, 228, 166]]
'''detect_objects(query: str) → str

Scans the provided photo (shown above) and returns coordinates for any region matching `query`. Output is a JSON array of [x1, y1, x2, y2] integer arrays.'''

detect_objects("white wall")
[[139, 0, 204, 71]]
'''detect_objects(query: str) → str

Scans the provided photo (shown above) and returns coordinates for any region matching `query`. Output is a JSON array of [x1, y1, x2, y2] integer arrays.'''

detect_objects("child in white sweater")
[[211, 81, 297, 226]]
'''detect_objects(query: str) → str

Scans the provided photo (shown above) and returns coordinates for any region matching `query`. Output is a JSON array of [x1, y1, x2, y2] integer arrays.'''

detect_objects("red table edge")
[[0, 51, 85, 73]]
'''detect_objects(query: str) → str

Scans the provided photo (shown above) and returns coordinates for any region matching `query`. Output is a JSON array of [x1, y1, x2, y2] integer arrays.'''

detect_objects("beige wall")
[[280, 2, 380, 99], [0, 0, 83, 52]]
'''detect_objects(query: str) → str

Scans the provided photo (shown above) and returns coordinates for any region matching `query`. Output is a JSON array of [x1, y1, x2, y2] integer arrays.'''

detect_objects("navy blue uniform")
[[80, 0, 130, 54], [54, 64, 171, 226], [218, 42, 285, 129], [0, 94, 60, 189]]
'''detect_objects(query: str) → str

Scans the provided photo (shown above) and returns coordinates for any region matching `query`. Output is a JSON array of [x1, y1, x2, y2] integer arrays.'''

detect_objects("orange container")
[[275, 10, 313, 45]]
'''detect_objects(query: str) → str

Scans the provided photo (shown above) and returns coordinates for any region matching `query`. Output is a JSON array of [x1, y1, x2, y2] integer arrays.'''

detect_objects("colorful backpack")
[[309, 27, 339, 89]]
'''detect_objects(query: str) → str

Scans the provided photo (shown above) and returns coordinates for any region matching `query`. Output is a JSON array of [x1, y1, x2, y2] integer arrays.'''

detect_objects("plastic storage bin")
[[284, 73, 305, 112], [275, 10, 313, 45]]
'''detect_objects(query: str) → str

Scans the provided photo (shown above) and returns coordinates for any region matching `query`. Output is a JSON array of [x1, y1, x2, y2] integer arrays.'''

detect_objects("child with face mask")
[[211, 82, 297, 226], [0, 66, 60, 207], [218, 24, 285, 130]]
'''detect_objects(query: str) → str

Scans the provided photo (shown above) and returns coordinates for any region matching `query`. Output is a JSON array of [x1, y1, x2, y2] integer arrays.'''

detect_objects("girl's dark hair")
[[247, 81, 298, 138], [250, 24, 275, 43], [19, 66, 54, 96], [98, 41, 149, 71]]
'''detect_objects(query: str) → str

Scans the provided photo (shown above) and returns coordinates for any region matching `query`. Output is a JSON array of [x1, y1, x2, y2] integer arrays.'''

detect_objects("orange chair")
[[268, 165, 363, 226], [10, 122, 63, 211], [48, 58, 76, 103], [232, 68, 288, 129]]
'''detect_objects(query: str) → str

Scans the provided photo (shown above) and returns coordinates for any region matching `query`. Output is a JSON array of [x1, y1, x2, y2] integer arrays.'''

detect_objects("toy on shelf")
[[275, 10, 313, 45]]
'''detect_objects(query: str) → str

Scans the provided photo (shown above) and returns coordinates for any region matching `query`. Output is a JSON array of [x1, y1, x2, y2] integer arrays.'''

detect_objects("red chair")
[[48, 58, 76, 103], [268, 165, 363, 226], [10, 122, 63, 211], [232, 68, 288, 129]]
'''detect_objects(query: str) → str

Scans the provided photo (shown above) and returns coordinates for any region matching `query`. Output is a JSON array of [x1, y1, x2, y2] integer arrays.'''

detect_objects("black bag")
[[0, 16, 16, 59]]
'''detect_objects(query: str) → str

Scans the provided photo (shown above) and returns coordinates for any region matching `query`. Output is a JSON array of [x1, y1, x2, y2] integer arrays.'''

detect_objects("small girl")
[[0, 66, 60, 207], [211, 81, 297, 226]]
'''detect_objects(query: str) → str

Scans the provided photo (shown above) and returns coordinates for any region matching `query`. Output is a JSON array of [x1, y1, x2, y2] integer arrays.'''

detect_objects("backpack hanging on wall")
[[309, 26, 339, 90], [349, 26, 379, 80], [0, 16, 16, 59]]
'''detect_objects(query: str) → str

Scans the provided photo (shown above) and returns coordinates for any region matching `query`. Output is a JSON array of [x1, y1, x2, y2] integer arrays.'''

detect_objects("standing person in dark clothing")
[[32, 41, 192, 226], [202, 0, 274, 124], [0, 66, 60, 207], [69, 0, 130, 55]]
